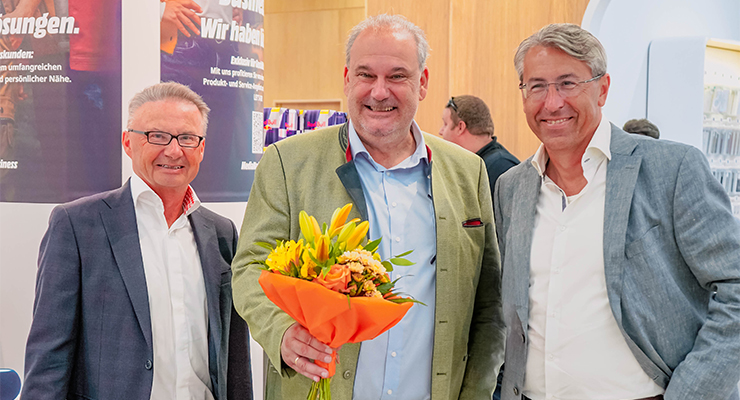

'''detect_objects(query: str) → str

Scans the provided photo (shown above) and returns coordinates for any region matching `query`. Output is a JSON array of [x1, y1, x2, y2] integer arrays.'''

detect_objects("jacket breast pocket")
[[625, 224, 661, 259]]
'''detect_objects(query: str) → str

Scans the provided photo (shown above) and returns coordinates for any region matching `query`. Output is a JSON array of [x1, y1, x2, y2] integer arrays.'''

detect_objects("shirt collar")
[[130, 173, 201, 216], [531, 114, 612, 177], [347, 120, 429, 170]]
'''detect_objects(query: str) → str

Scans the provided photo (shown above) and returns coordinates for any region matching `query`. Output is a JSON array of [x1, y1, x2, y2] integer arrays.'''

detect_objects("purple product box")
[[328, 112, 347, 126]]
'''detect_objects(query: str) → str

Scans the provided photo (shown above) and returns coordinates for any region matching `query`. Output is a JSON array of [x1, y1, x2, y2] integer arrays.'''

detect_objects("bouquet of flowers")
[[254, 203, 420, 400]]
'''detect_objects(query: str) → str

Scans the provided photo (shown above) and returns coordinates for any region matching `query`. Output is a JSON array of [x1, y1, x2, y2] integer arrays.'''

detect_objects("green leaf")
[[363, 238, 381, 252], [387, 297, 427, 306], [381, 260, 394, 272], [376, 282, 394, 293], [254, 241, 275, 250], [390, 257, 415, 266], [394, 249, 414, 258], [321, 264, 332, 278]]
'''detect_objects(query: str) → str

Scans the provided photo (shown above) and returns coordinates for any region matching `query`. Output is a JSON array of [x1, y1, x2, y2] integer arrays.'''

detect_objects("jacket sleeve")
[[21, 205, 80, 400], [231, 144, 297, 378], [459, 158, 506, 399], [664, 146, 740, 399]]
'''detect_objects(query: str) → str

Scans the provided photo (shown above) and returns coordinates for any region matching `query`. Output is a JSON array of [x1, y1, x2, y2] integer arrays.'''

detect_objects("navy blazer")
[[495, 126, 740, 400], [22, 181, 253, 400]]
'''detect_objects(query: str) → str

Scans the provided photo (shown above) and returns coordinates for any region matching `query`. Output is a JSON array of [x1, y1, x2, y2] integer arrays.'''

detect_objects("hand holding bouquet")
[[254, 203, 420, 400]]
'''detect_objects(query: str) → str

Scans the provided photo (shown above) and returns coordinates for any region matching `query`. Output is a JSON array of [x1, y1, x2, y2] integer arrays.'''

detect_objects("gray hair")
[[346, 14, 430, 71], [127, 81, 210, 134], [514, 23, 607, 82]]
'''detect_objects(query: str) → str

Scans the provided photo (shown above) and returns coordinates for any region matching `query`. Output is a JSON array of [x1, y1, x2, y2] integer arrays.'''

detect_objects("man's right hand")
[[281, 323, 334, 382]]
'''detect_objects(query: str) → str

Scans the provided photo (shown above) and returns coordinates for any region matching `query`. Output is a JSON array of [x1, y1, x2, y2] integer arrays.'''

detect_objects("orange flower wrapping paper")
[[259, 270, 413, 377]]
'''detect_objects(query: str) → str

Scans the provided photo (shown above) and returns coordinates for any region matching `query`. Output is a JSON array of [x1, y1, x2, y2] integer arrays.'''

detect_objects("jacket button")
[[343, 370, 352, 379], [145, 359, 153, 370], [513, 387, 519, 395], [521, 333, 526, 343]]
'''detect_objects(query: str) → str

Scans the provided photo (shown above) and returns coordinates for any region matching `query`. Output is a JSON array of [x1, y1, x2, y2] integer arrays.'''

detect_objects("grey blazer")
[[494, 125, 740, 400], [22, 181, 253, 400]]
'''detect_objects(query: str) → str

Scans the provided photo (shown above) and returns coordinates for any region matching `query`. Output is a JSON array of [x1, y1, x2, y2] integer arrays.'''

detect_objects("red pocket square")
[[462, 218, 483, 227]]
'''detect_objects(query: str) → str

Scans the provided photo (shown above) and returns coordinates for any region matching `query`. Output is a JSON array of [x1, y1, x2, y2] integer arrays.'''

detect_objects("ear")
[[456, 119, 467, 135], [122, 130, 133, 158], [418, 67, 429, 101], [343, 66, 350, 96], [197, 138, 206, 159], [597, 73, 610, 107]]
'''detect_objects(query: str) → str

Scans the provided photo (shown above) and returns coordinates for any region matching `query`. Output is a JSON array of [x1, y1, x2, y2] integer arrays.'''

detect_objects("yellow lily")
[[314, 234, 330, 263], [328, 203, 353, 238], [336, 221, 356, 246], [346, 220, 369, 250], [299, 210, 321, 244]]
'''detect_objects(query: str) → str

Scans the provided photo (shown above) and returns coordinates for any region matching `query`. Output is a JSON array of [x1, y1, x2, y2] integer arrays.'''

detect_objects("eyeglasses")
[[446, 97, 458, 112], [519, 74, 604, 100], [128, 129, 204, 148]]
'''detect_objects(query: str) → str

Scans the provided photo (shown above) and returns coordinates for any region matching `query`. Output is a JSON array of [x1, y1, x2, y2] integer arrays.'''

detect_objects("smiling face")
[[122, 99, 205, 201], [521, 45, 610, 155], [344, 27, 428, 142]]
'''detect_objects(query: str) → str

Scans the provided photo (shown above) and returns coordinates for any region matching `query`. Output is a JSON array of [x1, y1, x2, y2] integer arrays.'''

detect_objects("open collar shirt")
[[348, 120, 437, 400], [130, 174, 214, 400], [524, 116, 663, 400]]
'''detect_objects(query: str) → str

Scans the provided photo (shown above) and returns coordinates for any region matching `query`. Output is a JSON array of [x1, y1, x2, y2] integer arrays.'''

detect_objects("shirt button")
[[394, 237, 400, 242], [387, 390, 393, 395], [343, 370, 352, 379], [560, 225, 566, 231], [392, 202, 397, 207], [548, 354, 554, 360], [391, 352, 397, 357], [145, 359, 153, 370]]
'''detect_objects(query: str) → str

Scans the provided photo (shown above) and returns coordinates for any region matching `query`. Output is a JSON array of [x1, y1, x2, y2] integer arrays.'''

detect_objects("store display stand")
[[648, 37, 740, 217]]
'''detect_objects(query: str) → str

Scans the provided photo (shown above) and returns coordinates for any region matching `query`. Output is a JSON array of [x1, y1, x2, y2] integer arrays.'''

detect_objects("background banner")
[[0, 0, 122, 203], [161, 0, 264, 202]]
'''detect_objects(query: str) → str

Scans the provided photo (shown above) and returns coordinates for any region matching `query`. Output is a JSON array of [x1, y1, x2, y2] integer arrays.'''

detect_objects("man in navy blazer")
[[21, 82, 252, 399], [495, 24, 740, 400]]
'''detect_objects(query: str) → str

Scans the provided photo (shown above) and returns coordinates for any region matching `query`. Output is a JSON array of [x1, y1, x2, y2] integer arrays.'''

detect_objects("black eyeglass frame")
[[446, 97, 458, 113], [128, 129, 205, 148], [518, 73, 605, 99]]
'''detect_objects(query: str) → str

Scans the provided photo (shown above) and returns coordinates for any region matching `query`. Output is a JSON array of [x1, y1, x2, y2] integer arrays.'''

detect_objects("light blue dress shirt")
[[348, 121, 437, 400]]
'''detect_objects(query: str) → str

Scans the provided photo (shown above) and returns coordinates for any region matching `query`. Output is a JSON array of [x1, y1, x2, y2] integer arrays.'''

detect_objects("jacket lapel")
[[603, 125, 641, 325], [100, 181, 153, 349], [335, 122, 369, 220], [508, 163, 541, 332], [189, 209, 223, 359]]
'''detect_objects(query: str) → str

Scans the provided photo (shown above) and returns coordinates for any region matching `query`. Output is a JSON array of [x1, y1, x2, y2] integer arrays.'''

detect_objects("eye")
[[149, 132, 169, 141], [560, 80, 578, 90], [529, 83, 546, 92], [390, 74, 406, 80], [358, 72, 373, 79], [179, 134, 198, 143]]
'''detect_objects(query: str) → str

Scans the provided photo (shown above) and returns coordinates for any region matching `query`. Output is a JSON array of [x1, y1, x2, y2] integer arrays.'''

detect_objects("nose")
[[163, 138, 184, 157], [543, 84, 565, 112], [371, 77, 390, 101]]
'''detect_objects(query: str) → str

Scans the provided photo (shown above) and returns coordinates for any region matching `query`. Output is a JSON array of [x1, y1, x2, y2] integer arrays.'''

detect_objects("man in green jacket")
[[232, 14, 504, 400]]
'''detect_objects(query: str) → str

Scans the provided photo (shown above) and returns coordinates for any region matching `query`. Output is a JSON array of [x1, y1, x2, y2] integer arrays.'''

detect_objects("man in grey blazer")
[[494, 24, 740, 400], [21, 82, 252, 400]]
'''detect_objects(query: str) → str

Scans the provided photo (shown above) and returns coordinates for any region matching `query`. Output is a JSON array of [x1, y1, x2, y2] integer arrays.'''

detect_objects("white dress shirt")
[[130, 174, 214, 400], [524, 117, 664, 400]]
